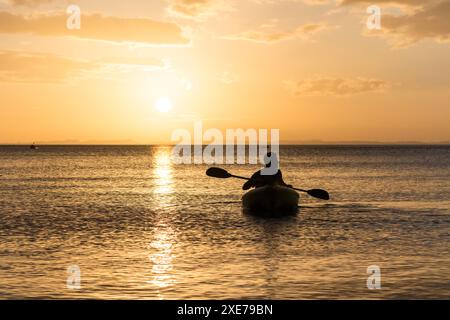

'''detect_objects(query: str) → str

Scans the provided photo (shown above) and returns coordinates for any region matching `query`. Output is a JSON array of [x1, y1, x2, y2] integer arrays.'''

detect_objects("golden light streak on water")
[[147, 227, 176, 294], [147, 147, 177, 298], [152, 147, 174, 196]]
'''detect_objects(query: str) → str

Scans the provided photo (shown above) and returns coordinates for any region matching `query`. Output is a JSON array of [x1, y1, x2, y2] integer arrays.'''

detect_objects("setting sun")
[[154, 97, 173, 113]]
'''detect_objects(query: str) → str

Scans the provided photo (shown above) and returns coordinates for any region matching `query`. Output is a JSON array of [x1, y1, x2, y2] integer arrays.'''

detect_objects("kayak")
[[242, 185, 299, 217]]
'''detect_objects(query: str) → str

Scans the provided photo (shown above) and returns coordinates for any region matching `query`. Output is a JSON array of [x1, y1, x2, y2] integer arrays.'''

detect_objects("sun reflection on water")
[[148, 227, 176, 292], [147, 147, 177, 298], [152, 148, 174, 196]]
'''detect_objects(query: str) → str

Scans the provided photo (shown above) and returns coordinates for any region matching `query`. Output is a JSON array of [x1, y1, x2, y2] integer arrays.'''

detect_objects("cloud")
[[0, 51, 164, 83], [286, 76, 389, 96], [2, 0, 54, 5], [222, 22, 331, 43], [0, 11, 189, 45], [168, 0, 211, 17], [340, 0, 423, 7], [252, 0, 330, 4], [0, 51, 97, 83], [340, 0, 450, 47], [302, 0, 331, 5], [371, 1, 450, 47], [167, 0, 231, 20]]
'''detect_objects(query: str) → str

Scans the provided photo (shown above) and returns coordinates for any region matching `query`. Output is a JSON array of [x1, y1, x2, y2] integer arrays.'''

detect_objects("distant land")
[[280, 140, 450, 145], [1, 140, 449, 145]]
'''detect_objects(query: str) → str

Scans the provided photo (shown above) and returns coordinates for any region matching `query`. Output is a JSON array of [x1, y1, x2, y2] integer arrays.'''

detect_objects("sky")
[[0, 0, 449, 144]]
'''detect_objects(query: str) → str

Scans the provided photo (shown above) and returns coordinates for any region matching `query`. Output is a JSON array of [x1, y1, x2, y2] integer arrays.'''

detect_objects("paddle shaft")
[[230, 174, 308, 193], [206, 167, 329, 200]]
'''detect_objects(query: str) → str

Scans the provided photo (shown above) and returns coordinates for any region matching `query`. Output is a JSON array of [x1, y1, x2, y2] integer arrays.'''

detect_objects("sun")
[[154, 97, 173, 113]]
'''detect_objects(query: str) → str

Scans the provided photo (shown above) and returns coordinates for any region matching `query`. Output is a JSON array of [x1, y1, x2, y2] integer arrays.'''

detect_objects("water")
[[0, 145, 449, 299]]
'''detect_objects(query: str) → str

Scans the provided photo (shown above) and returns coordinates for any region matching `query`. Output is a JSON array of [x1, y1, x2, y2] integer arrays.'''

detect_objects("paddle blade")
[[307, 189, 330, 200], [206, 167, 232, 179]]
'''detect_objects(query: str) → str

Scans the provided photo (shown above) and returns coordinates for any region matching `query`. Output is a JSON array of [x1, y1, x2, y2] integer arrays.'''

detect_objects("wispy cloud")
[[340, 0, 424, 7], [0, 51, 165, 83], [167, 0, 231, 20], [341, 0, 450, 47], [302, 0, 332, 5], [285, 76, 389, 96], [0, 11, 189, 45], [369, 1, 450, 47], [0, 50, 96, 83], [2, 0, 55, 6], [222, 22, 332, 43], [252, 0, 331, 5]]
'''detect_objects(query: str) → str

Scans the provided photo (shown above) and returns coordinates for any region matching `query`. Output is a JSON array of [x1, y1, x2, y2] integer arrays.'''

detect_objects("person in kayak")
[[242, 152, 292, 190]]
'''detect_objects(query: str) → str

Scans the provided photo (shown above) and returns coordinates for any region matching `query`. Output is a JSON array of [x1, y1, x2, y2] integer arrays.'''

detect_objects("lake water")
[[0, 145, 449, 299]]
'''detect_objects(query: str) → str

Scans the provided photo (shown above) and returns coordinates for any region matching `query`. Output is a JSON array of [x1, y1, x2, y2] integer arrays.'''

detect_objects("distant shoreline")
[[1, 143, 449, 146]]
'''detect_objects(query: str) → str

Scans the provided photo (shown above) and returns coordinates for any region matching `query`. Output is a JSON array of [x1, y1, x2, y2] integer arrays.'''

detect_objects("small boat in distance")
[[30, 143, 39, 150]]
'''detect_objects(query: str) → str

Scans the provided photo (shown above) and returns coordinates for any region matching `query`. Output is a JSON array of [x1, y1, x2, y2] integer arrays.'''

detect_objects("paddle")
[[206, 167, 330, 200]]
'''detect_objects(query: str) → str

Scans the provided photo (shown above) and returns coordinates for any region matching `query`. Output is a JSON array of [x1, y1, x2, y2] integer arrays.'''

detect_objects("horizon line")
[[1, 141, 450, 146]]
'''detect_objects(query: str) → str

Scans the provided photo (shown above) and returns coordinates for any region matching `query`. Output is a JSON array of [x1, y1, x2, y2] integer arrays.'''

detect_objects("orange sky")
[[0, 0, 449, 144]]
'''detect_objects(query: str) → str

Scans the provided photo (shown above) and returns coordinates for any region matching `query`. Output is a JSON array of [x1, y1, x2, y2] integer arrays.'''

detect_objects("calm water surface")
[[0, 145, 449, 299]]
